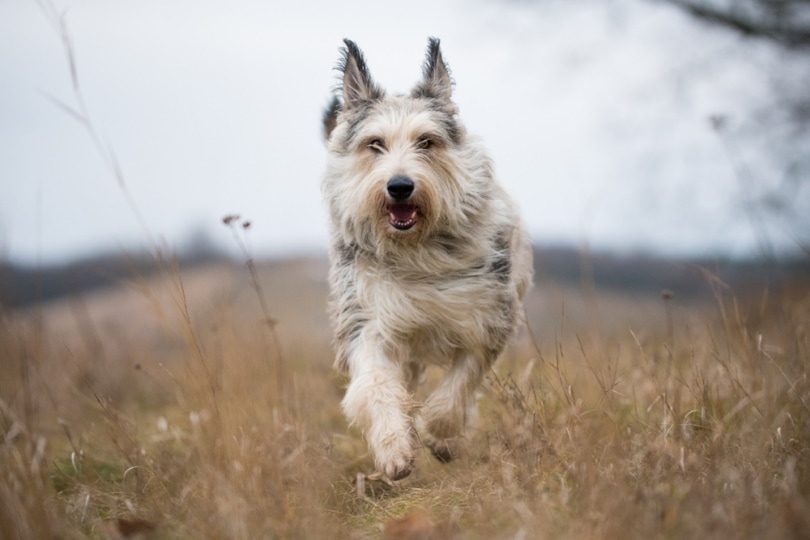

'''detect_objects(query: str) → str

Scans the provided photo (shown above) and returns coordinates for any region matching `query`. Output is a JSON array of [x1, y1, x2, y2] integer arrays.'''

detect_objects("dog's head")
[[323, 38, 486, 249]]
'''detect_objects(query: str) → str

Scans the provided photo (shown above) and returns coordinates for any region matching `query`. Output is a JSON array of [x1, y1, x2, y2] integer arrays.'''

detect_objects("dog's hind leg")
[[341, 329, 415, 480]]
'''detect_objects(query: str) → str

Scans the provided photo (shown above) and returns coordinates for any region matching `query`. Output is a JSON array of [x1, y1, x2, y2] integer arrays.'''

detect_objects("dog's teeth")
[[388, 207, 418, 229]]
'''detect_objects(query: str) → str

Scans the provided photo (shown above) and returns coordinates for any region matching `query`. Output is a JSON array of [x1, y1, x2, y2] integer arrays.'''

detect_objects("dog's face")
[[323, 39, 477, 247]]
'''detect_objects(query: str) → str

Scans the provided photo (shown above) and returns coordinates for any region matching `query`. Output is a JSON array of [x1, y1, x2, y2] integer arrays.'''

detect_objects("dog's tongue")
[[389, 203, 416, 222], [388, 203, 418, 230]]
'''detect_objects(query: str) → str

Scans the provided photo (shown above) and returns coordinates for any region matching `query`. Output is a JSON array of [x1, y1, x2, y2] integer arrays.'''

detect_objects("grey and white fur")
[[322, 38, 533, 480]]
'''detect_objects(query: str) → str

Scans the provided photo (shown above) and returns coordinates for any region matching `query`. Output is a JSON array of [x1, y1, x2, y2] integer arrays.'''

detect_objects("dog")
[[322, 38, 533, 480]]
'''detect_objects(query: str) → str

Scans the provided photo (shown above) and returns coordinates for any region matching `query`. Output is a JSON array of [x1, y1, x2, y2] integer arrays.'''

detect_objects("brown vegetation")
[[1, 254, 808, 538]]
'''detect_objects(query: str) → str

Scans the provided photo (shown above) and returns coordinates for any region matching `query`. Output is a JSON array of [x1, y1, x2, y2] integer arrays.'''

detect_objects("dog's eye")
[[367, 139, 385, 153], [416, 138, 433, 151]]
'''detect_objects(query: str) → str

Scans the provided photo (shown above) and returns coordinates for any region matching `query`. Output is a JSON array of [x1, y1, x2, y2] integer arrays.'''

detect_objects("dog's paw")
[[415, 410, 464, 463], [371, 429, 416, 481], [382, 455, 415, 481], [426, 437, 461, 463]]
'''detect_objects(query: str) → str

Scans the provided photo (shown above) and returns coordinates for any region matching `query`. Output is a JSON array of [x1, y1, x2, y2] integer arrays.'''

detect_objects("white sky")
[[0, 0, 800, 264]]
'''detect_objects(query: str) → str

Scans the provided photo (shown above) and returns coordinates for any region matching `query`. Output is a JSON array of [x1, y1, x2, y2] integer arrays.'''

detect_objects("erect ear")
[[339, 39, 383, 110], [412, 37, 453, 102]]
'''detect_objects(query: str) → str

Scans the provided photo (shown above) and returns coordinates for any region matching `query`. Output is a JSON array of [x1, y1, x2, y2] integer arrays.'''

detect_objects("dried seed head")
[[709, 114, 727, 133]]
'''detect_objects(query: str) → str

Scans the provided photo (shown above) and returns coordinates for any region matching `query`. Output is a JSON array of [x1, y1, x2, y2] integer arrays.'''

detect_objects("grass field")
[[1, 251, 808, 539]]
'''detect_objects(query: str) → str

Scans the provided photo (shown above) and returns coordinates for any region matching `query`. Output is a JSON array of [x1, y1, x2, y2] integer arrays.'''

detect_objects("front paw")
[[376, 445, 415, 481], [371, 429, 416, 481], [416, 408, 465, 464], [426, 437, 461, 463], [382, 454, 415, 480]]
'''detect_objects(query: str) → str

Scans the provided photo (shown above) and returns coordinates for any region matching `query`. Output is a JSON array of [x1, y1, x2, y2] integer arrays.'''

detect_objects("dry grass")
[[1, 254, 808, 539]]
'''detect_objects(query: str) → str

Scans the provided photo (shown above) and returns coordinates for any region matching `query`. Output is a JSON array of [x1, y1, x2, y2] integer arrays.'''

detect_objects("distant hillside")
[[532, 246, 810, 298], [1, 246, 807, 309], [0, 250, 228, 309]]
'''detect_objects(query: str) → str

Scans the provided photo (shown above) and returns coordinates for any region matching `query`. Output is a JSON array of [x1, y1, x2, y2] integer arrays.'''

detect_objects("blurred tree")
[[505, 0, 809, 255], [655, 0, 810, 256], [658, 0, 810, 48]]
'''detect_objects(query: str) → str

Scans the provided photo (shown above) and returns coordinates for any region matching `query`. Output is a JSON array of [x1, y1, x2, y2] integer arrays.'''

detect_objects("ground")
[[1, 253, 808, 538]]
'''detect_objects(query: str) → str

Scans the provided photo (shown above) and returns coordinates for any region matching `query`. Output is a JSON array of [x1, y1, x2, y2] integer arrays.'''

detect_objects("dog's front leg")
[[417, 352, 484, 462], [341, 330, 415, 480]]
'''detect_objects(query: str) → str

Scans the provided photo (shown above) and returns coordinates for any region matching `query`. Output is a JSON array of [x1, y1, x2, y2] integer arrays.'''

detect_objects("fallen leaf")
[[116, 517, 156, 538], [384, 508, 435, 540]]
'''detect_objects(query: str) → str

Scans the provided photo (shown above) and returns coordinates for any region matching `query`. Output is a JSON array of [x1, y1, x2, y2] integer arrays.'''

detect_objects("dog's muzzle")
[[386, 176, 418, 231]]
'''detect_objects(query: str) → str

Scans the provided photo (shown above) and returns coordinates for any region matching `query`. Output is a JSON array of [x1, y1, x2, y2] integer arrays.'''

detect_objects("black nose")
[[387, 175, 415, 200]]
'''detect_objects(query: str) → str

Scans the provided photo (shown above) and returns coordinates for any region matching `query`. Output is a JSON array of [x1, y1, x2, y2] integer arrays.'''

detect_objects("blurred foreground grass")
[[1, 254, 808, 538]]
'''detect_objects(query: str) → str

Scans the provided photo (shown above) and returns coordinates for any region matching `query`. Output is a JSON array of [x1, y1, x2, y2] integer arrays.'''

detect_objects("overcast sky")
[[0, 0, 802, 265]]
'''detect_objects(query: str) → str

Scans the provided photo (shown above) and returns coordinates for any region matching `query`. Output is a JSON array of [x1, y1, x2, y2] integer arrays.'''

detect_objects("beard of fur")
[[332, 155, 465, 255]]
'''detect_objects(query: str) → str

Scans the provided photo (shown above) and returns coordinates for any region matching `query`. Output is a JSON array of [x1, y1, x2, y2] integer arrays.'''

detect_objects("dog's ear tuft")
[[322, 95, 342, 141], [339, 39, 383, 110], [413, 37, 453, 102]]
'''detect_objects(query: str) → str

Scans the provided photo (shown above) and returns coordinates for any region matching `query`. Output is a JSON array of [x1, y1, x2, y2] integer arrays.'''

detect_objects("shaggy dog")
[[322, 38, 533, 480]]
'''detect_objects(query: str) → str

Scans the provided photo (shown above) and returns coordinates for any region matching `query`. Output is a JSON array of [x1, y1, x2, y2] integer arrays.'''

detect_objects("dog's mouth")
[[387, 203, 419, 231]]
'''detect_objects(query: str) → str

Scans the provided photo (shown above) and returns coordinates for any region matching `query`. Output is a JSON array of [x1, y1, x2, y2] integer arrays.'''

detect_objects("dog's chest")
[[357, 266, 506, 356]]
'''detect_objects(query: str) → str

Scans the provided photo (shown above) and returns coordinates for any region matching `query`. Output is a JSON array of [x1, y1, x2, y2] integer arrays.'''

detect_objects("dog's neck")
[[341, 225, 503, 280]]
